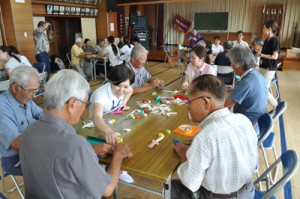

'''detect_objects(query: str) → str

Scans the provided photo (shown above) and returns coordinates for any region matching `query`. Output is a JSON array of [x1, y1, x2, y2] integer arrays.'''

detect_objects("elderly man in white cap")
[[71, 37, 92, 79]]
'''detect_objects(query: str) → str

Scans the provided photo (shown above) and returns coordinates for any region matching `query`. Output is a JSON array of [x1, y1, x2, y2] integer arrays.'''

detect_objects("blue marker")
[[173, 138, 180, 145]]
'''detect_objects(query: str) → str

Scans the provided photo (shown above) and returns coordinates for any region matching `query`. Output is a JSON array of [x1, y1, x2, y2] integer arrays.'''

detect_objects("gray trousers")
[[171, 180, 254, 199]]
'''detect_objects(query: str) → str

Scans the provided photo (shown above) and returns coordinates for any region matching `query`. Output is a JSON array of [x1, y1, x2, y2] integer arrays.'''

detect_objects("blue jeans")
[[36, 52, 50, 79], [1, 155, 22, 176]]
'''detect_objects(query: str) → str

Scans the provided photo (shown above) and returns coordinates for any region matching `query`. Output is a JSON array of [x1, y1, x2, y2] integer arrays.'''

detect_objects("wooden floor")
[[1, 61, 300, 199]]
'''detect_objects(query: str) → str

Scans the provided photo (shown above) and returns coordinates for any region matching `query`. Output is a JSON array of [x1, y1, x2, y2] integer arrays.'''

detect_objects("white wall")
[[32, 16, 45, 29], [81, 18, 97, 46]]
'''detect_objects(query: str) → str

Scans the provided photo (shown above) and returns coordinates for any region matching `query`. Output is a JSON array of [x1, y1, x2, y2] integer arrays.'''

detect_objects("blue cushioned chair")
[[254, 150, 298, 199], [271, 101, 287, 122], [257, 113, 278, 184], [33, 62, 46, 73]]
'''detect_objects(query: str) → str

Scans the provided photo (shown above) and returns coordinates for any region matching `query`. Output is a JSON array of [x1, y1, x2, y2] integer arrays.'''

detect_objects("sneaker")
[[119, 171, 134, 183]]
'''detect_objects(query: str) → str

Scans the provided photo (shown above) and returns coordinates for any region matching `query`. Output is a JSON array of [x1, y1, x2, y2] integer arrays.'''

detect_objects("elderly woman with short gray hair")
[[224, 46, 268, 133]]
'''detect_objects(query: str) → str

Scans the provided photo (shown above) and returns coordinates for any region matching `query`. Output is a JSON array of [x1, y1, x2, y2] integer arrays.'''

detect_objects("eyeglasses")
[[17, 84, 40, 95], [65, 98, 91, 109], [186, 96, 211, 106]]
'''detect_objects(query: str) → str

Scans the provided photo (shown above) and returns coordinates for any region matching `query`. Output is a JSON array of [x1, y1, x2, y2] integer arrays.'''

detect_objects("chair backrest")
[[66, 52, 72, 68], [35, 72, 48, 97], [254, 150, 298, 198], [0, 80, 10, 92], [272, 101, 287, 121], [217, 65, 235, 86], [33, 62, 46, 73], [257, 113, 274, 146], [217, 65, 234, 74], [162, 45, 171, 55], [120, 54, 129, 62]]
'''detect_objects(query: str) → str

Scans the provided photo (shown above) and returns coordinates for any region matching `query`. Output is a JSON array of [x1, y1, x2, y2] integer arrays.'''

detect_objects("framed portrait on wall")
[[89, 8, 94, 16], [75, 7, 81, 15], [69, 0, 75, 2], [74, 0, 80, 3], [70, 7, 76, 15], [65, 6, 71, 15], [85, 8, 90, 16], [53, 5, 59, 15], [46, 5, 53, 15], [59, 6, 65, 15], [80, 8, 85, 16], [94, 8, 98, 16]]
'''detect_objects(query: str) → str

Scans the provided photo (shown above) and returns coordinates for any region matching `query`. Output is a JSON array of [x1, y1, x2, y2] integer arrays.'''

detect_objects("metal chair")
[[254, 150, 298, 199], [162, 45, 181, 69], [216, 65, 235, 88], [0, 159, 24, 199], [271, 101, 287, 122], [0, 80, 10, 93], [257, 113, 279, 185], [32, 62, 46, 73], [35, 72, 48, 97], [66, 52, 72, 69]]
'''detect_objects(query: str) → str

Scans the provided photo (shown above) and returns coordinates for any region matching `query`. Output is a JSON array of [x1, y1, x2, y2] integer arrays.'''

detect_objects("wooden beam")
[[117, 0, 208, 6]]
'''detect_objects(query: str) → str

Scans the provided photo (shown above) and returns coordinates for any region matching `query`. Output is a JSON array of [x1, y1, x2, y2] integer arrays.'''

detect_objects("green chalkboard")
[[194, 12, 228, 31]]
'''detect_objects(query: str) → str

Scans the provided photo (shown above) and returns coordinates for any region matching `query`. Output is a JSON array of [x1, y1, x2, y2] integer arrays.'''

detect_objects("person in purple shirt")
[[188, 28, 201, 48]]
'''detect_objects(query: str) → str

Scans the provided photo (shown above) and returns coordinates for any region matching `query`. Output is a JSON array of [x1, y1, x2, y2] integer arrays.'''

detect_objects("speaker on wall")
[[107, 0, 116, 12], [130, 12, 138, 25]]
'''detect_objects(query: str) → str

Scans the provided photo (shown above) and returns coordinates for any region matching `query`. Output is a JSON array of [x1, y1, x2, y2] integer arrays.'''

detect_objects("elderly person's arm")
[[118, 86, 132, 111], [103, 143, 133, 197]]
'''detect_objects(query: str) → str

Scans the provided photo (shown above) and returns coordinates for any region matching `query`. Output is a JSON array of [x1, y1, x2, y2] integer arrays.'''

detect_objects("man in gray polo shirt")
[[127, 45, 164, 94], [20, 69, 133, 198]]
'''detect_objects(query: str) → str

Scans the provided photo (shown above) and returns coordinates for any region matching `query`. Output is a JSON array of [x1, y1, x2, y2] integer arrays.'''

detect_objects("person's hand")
[[105, 132, 118, 146], [173, 142, 188, 162], [255, 50, 261, 57], [118, 103, 130, 111], [181, 81, 189, 90], [92, 143, 115, 156], [193, 37, 197, 41], [149, 78, 160, 88], [115, 143, 133, 159], [184, 137, 194, 145]]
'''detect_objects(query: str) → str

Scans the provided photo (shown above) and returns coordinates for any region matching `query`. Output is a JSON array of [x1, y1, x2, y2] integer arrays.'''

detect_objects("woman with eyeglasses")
[[89, 64, 135, 146]]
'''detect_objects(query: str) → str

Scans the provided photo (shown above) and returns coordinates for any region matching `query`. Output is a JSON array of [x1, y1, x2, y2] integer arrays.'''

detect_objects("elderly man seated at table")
[[225, 46, 268, 133], [126, 45, 164, 94], [0, 66, 43, 176], [172, 75, 257, 199], [20, 69, 133, 198], [71, 37, 93, 79]]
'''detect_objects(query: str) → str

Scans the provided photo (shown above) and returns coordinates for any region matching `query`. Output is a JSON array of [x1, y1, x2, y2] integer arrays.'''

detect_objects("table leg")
[[104, 59, 107, 80], [113, 185, 119, 199], [163, 176, 171, 199], [93, 59, 97, 81]]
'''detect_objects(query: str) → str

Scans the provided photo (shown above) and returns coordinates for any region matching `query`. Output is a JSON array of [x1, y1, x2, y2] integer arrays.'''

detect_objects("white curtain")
[[164, 0, 300, 48]]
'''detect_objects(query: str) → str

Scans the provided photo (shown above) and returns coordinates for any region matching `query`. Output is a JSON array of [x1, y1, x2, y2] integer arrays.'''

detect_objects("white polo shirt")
[[89, 82, 124, 118]]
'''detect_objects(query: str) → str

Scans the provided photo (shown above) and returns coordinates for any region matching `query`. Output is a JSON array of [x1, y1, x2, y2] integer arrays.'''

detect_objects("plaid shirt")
[[178, 108, 257, 193]]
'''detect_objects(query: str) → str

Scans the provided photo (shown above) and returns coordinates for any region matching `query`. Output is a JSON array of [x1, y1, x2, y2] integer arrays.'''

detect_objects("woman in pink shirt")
[[182, 46, 216, 90]]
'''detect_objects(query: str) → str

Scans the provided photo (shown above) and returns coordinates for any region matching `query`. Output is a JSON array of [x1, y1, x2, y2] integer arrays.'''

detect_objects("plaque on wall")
[[65, 6, 71, 15], [69, 0, 75, 2], [46, 5, 53, 15], [53, 5, 59, 14], [79, 0, 85, 3], [74, 0, 80, 3]]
